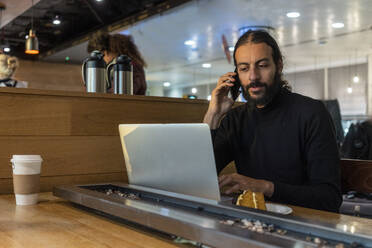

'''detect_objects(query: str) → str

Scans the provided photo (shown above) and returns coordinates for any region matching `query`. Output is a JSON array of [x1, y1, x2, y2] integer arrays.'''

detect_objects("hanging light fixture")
[[3, 46, 10, 52], [52, 14, 61, 25], [25, 0, 39, 54]]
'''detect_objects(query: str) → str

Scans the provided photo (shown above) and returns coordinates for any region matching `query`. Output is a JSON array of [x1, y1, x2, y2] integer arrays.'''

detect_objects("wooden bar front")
[[0, 88, 209, 194]]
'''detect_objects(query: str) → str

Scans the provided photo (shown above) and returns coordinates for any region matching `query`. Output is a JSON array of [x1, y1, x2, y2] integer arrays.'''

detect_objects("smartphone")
[[230, 68, 241, 101]]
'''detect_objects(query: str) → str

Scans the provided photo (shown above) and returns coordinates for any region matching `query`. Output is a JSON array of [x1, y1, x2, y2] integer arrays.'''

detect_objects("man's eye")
[[239, 67, 248, 72], [259, 64, 268, 68]]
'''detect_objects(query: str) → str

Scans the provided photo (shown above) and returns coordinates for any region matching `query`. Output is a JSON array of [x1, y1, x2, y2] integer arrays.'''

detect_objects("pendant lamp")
[[25, 0, 39, 54], [25, 29, 38, 54]]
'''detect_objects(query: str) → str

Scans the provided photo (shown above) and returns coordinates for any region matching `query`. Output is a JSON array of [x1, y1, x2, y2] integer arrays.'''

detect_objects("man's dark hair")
[[233, 30, 290, 90]]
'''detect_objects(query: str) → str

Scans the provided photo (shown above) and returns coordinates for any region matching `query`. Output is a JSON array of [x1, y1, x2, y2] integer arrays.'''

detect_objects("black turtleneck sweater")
[[212, 88, 342, 212]]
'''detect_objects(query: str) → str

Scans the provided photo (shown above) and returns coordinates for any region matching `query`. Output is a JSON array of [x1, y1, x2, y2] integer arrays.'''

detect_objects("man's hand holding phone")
[[203, 71, 239, 129], [230, 69, 241, 101]]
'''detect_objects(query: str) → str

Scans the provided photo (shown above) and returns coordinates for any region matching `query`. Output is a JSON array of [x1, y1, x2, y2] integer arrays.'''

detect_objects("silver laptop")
[[118, 123, 221, 202]]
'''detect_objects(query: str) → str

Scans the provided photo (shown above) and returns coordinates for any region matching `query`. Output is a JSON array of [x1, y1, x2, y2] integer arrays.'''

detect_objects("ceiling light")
[[96, 0, 103, 2], [25, 35, 29, 39], [3, 47, 10, 53], [202, 63, 211, 68], [53, 19, 61, 25], [286, 12, 300, 18], [184, 40, 196, 46], [332, 22, 344, 29], [347, 87, 352, 94], [163, 82, 171, 87], [229, 46, 234, 52], [191, 88, 197, 94], [353, 76, 359, 83], [52, 15, 61, 25]]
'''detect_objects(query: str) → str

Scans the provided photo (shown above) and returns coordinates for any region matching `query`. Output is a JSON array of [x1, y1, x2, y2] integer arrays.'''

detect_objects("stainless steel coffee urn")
[[82, 50, 108, 93], [106, 55, 133, 95]]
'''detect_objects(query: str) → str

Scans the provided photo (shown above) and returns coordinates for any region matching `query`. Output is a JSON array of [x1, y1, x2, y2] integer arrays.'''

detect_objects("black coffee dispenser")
[[106, 55, 133, 95], [82, 51, 109, 93]]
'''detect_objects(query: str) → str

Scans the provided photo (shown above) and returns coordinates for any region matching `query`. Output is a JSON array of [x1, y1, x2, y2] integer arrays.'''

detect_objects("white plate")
[[265, 203, 293, 215]]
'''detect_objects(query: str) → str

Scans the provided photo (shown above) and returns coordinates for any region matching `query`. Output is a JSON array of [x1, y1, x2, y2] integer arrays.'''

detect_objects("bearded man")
[[203, 30, 342, 212]]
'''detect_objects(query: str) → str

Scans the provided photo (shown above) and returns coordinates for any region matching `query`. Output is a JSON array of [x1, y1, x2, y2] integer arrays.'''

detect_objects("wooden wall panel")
[[0, 136, 125, 179], [15, 59, 84, 92], [0, 88, 208, 194], [0, 88, 209, 136], [341, 159, 372, 193], [0, 172, 127, 194]]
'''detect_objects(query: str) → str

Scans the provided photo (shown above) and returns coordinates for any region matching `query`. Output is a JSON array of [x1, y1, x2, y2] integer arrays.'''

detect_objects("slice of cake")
[[236, 190, 267, 211]]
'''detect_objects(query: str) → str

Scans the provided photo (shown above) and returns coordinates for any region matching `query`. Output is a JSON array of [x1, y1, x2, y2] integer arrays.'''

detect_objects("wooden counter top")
[[0, 87, 209, 104], [290, 204, 372, 237], [1, 192, 372, 248], [0, 193, 190, 248]]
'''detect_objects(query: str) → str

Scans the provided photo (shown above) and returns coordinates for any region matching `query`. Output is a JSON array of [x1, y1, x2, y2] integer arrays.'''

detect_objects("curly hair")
[[87, 32, 147, 67], [0, 54, 19, 79]]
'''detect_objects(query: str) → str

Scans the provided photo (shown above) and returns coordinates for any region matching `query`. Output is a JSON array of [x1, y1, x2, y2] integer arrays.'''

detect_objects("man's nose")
[[249, 67, 260, 81]]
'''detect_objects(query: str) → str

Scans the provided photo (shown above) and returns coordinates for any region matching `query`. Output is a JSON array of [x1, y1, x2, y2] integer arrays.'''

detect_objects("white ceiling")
[[44, 0, 372, 89], [0, 0, 40, 28]]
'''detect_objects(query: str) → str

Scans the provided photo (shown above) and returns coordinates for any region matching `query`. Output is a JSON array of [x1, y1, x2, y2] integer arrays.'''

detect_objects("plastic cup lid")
[[10, 155, 43, 163]]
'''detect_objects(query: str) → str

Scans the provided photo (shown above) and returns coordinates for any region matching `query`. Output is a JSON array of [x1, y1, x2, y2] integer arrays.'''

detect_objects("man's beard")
[[242, 74, 281, 108]]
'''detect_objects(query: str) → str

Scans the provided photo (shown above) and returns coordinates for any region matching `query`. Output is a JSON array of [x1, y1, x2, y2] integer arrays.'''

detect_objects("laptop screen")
[[118, 123, 221, 202]]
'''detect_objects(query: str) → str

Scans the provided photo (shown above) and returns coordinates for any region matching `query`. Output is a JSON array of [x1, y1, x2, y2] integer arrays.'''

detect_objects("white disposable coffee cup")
[[10, 155, 43, 205]]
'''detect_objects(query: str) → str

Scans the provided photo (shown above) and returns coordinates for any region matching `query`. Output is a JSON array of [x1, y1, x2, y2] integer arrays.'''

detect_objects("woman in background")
[[87, 33, 147, 95], [0, 54, 28, 88]]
